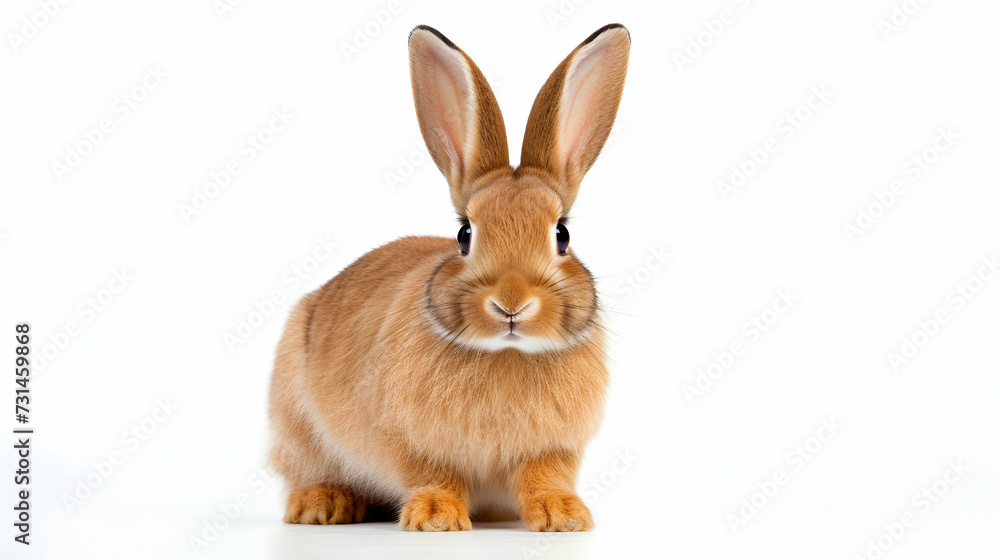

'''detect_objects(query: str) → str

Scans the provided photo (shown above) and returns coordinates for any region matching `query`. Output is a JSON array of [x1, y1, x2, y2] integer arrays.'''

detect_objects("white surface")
[[2, 1, 999, 559]]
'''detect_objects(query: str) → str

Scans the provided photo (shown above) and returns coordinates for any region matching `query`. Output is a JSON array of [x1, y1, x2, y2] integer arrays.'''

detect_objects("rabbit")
[[269, 23, 629, 532]]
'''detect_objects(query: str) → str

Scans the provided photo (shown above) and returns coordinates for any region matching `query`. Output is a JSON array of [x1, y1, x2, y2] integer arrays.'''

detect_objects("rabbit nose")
[[487, 297, 537, 320]]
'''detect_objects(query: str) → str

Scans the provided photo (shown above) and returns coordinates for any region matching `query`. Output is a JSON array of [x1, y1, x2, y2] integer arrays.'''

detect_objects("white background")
[[2, 1, 999, 559]]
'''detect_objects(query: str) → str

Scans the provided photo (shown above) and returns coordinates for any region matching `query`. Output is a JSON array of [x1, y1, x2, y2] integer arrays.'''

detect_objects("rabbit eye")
[[457, 224, 471, 255], [556, 224, 569, 255]]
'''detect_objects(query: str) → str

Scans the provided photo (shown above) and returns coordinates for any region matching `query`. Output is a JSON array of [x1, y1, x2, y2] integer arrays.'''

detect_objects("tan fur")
[[520, 24, 631, 209], [283, 486, 366, 525], [269, 24, 630, 531]]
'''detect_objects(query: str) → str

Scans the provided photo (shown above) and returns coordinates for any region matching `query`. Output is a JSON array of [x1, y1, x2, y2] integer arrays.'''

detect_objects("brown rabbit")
[[269, 23, 629, 532]]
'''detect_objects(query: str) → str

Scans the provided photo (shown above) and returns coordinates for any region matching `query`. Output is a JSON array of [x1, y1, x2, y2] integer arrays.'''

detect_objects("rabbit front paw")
[[283, 485, 365, 525], [521, 491, 594, 532], [400, 487, 471, 531]]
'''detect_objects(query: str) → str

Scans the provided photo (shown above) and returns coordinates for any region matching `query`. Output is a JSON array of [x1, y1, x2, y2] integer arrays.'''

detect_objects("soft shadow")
[[263, 520, 597, 560]]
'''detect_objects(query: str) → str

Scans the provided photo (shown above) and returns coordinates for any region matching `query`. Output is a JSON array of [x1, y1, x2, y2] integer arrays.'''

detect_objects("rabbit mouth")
[[466, 328, 592, 354]]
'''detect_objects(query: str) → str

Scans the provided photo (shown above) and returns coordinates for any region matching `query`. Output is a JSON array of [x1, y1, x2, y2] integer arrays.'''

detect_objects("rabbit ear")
[[409, 26, 511, 211], [518, 24, 630, 210]]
